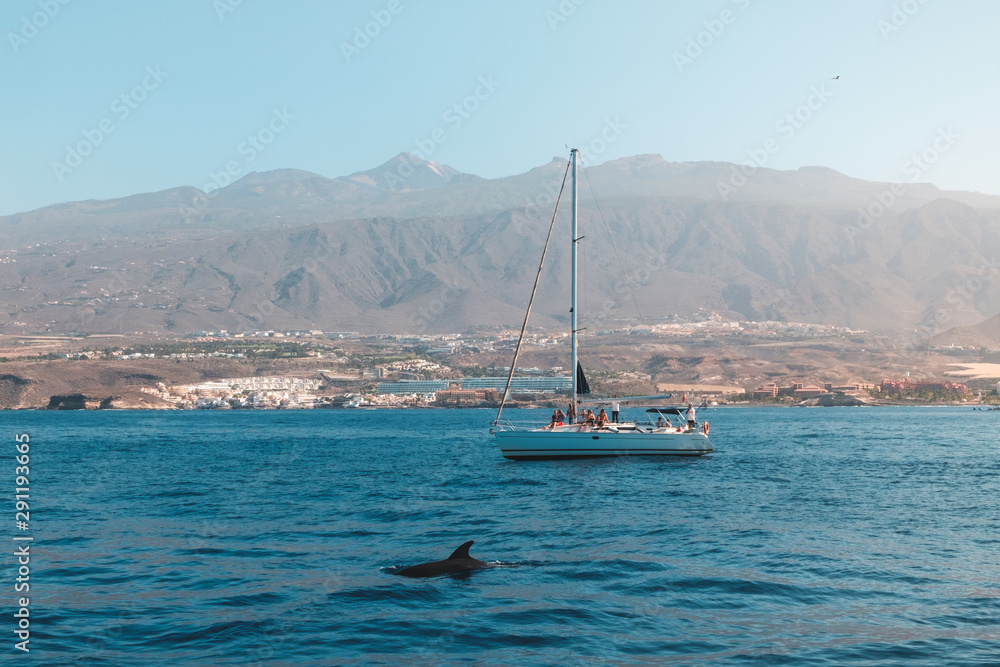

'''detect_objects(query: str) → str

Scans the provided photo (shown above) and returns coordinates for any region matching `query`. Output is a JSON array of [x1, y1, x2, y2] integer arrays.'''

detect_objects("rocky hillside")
[[3, 153, 1000, 340]]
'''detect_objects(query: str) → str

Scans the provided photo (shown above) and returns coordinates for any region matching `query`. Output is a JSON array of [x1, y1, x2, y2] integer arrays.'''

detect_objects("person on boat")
[[611, 396, 621, 423], [554, 408, 565, 426], [566, 402, 577, 424], [544, 410, 560, 430], [685, 403, 697, 430], [595, 409, 609, 429]]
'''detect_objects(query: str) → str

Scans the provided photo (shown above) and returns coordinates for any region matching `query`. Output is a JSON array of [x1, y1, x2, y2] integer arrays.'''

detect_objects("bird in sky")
[[832, 75, 841, 80]]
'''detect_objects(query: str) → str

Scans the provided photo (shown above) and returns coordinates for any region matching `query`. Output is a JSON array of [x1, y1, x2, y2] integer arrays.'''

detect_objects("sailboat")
[[491, 149, 714, 460]]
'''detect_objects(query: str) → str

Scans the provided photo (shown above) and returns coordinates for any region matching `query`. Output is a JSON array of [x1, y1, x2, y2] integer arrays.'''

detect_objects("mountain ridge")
[[3, 153, 1000, 341]]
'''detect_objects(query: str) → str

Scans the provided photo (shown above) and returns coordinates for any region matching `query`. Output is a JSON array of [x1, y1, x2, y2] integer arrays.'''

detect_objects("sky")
[[2, 0, 999, 216]]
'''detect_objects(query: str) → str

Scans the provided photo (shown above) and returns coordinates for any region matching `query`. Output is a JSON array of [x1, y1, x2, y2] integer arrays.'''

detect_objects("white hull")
[[494, 426, 713, 460]]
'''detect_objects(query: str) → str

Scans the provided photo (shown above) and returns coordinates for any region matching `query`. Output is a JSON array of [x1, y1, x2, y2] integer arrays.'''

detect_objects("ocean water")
[[6, 406, 1000, 665]]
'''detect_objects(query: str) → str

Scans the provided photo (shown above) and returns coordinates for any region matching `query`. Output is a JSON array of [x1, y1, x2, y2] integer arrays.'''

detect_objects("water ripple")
[[10, 406, 1000, 664]]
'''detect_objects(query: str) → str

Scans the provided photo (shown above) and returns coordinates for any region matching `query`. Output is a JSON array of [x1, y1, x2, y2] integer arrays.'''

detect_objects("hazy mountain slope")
[[3, 154, 1000, 337], [6, 153, 999, 249]]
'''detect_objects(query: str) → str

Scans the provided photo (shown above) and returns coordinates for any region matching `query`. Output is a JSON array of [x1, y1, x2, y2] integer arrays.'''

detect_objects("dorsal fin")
[[447, 541, 474, 560]]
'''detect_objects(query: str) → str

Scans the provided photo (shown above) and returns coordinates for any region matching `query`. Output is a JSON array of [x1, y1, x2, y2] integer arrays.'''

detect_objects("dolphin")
[[396, 541, 490, 578]]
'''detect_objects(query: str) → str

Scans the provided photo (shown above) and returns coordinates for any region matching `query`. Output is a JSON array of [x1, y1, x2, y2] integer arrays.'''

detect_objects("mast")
[[492, 156, 572, 426], [570, 148, 579, 412]]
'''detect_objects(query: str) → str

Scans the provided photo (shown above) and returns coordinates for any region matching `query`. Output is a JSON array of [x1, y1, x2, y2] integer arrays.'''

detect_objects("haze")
[[3, 0, 1000, 216]]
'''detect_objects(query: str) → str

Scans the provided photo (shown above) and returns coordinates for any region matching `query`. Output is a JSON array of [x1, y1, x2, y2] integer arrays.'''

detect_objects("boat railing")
[[490, 418, 531, 432], [491, 418, 581, 432], [492, 417, 709, 438]]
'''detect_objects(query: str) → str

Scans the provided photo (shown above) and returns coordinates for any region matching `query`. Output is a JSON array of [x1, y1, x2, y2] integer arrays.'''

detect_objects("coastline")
[[2, 333, 995, 411], [3, 400, 987, 411]]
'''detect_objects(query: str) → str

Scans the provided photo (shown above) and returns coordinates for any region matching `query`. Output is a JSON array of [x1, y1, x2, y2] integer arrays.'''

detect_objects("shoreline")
[[3, 401, 989, 412]]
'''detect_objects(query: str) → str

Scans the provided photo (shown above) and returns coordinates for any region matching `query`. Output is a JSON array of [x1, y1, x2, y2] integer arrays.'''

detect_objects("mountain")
[[3, 153, 1000, 340], [932, 313, 1000, 349], [344, 152, 484, 190]]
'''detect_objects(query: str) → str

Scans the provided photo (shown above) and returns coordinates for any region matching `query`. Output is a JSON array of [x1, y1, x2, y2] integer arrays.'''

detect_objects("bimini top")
[[646, 407, 687, 416]]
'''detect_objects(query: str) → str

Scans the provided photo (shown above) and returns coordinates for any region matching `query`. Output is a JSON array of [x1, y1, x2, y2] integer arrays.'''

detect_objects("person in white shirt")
[[685, 403, 697, 429], [611, 396, 621, 423]]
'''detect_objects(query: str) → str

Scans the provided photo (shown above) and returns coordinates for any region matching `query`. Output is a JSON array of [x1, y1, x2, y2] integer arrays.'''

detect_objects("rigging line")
[[580, 160, 645, 325], [493, 157, 572, 426], [580, 217, 587, 332]]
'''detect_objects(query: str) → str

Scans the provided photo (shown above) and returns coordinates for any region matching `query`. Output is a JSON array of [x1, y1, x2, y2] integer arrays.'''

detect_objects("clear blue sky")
[[2, 0, 998, 215]]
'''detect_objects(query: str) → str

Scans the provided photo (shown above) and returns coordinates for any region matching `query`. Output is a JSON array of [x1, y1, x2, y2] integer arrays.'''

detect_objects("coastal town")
[[133, 374, 976, 411], [2, 312, 994, 410]]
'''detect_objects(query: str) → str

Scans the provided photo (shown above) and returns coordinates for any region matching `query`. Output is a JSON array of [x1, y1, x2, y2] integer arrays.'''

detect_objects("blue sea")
[[6, 406, 1000, 665]]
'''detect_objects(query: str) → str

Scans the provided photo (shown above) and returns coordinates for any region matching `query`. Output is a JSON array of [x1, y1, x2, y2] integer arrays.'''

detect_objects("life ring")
[[702, 421, 710, 435]]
